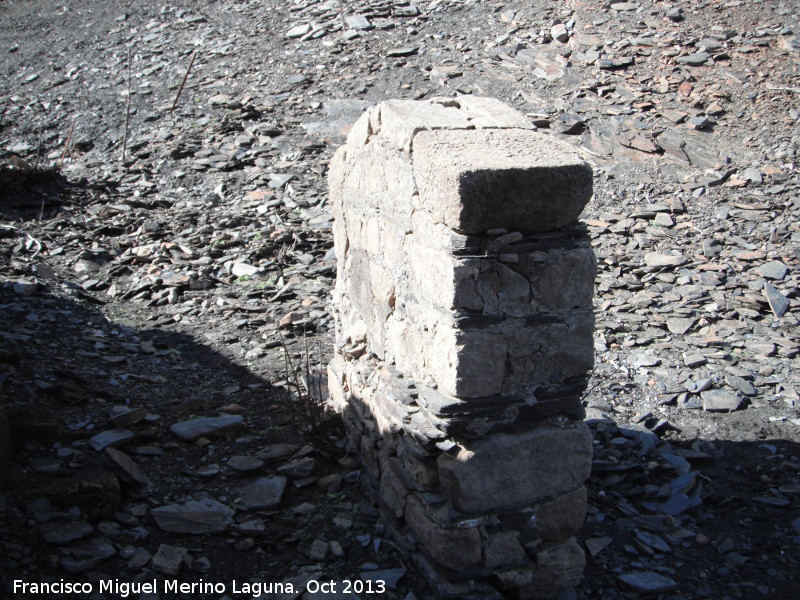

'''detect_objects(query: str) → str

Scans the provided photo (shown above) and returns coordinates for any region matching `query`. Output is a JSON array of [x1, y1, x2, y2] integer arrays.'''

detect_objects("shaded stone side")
[[0, 407, 12, 465], [329, 97, 595, 599]]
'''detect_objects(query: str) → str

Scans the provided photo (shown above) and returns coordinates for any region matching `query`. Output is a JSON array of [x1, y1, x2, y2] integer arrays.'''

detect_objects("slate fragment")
[[169, 415, 245, 441], [150, 499, 234, 534]]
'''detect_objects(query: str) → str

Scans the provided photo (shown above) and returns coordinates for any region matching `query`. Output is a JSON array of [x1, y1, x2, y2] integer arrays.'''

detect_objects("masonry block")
[[437, 423, 592, 513], [329, 97, 595, 599]]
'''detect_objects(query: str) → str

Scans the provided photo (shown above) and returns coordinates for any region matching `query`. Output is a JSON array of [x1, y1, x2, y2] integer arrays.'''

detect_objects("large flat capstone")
[[413, 128, 592, 234]]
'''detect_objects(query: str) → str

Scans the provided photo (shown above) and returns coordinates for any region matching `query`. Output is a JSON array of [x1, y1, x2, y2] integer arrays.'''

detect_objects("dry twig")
[[0, 224, 44, 258], [170, 51, 197, 114], [60, 120, 75, 167], [121, 47, 132, 163]]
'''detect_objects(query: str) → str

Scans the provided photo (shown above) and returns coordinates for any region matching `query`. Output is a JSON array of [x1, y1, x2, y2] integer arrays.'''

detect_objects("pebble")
[[287, 24, 312, 39], [345, 15, 372, 31], [610, 2, 640, 11]]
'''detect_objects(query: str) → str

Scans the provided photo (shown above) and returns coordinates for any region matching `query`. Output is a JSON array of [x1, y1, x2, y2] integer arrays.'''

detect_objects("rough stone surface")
[[413, 128, 593, 234], [88, 428, 135, 451], [151, 543, 189, 575], [0, 409, 12, 463], [404, 494, 482, 572], [1, 2, 799, 599], [533, 487, 588, 543], [329, 97, 594, 598], [437, 424, 593, 513], [517, 538, 586, 600], [618, 571, 678, 593], [169, 415, 245, 441], [701, 389, 746, 412]]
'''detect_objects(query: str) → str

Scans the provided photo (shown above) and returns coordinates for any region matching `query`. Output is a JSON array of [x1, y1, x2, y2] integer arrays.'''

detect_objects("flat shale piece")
[[764, 282, 789, 318], [88, 429, 134, 451], [239, 476, 288, 510], [618, 571, 677, 593], [150, 498, 234, 534], [169, 415, 245, 441]]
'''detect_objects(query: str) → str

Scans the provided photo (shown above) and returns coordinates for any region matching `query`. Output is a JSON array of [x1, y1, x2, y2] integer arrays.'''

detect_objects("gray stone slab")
[[437, 423, 592, 512], [169, 415, 245, 441], [109, 406, 146, 427], [764, 282, 789, 318], [701, 389, 746, 412], [89, 428, 135, 451], [644, 252, 686, 267], [151, 544, 188, 575], [239, 476, 288, 510], [618, 571, 677, 593], [104, 447, 151, 486], [227, 455, 264, 471], [757, 260, 788, 280], [404, 494, 482, 571], [41, 520, 93, 545], [377, 99, 472, 152], [345, 15, 372, 30]]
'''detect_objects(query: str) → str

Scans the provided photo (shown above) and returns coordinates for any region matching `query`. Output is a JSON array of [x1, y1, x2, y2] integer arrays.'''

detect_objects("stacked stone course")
[[328, 97, 595, 599]]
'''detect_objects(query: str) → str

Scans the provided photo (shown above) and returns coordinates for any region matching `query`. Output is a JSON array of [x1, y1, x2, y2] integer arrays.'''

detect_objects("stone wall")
[[328, 97, 595, 599]]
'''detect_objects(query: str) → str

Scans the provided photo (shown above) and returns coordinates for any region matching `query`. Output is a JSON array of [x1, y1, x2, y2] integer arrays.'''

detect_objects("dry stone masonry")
[[328, 97, 596, 599]]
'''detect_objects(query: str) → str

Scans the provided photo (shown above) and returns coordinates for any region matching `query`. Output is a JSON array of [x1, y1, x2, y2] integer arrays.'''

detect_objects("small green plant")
[[275, 330, 343, 455], [235, 274, 252, 283]]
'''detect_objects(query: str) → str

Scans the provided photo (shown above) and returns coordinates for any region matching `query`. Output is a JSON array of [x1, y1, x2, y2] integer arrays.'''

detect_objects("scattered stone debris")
[[0, 0, 798, 599]]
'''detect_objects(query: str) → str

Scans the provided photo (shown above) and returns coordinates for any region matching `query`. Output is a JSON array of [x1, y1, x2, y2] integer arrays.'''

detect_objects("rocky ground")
[[0, 0, 798, 599]]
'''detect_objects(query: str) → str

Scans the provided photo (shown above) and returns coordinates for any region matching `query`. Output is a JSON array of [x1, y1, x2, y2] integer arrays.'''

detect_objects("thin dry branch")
[[60, 120, 75, 168], [170, 51, 197, 114]]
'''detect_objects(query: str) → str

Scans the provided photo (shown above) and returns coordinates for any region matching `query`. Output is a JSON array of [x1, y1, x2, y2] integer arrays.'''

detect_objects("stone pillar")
[[328, 97, 595, 600]]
